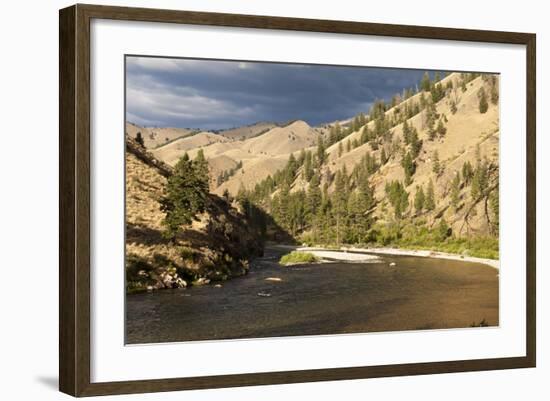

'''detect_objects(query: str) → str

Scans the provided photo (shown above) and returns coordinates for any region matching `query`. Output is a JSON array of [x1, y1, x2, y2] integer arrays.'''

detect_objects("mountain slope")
[[218, 121, 277, 141], [149, 120, 321, 195], [318, 73, 498, 237], [151, 131, 230, 165], [125, 138, 263, 293], [234, 72, 500, 250], [126, 122, 196, 149]]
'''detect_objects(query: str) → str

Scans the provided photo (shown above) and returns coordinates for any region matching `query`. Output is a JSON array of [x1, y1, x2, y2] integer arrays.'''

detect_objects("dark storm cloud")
[[126, 56, 428, 130]]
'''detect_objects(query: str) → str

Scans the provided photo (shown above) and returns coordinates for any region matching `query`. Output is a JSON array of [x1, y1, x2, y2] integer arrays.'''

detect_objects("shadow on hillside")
[[126, 224, 166, 245], [125, 194, 295, 253]]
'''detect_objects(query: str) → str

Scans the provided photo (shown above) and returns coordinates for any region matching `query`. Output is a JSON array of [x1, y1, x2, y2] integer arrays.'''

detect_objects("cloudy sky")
[[126, 56, 431, 130]]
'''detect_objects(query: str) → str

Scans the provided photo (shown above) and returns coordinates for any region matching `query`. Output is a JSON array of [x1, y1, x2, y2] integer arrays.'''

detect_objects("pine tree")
[[420, 72, 431, 91], [303, 150, 314, 182], [462, 161, 474, 184], [222, 188, 231, 203], [334, 122, 342, 141], [425, 100, 438, 140], [360, 126, 370, 144], [414, 185, 425, 214], [329, 125, 337, 145], [471, 160, 488, 200], [288, 190, 306, 235], [436, 119, 447, 137], [425, 179, 436, 211], [285, 153, 298, 185], [306, 173, 322, 220], [194, 149, 209, 180], [410, 127, 422, 158], [385, 180, 409, 219], [402, 120, 411, 144], [135, 132, 145, 147], [352, 115, 360, 131], [358, 112, 366, 127], [475, 143, 482, 165], [298, 149, 306, 166], [478, 87, 489, 113], [338, 141, 343, 157], [432, 150, 441, 175], [401, 151, 415, 186], [471, 171, 480, 200], [451, 172, 461, 209], [346, 140, 351, 153], [160, 154, 209, 241], [333, 170, 349, 245], [346, 192, 361, 243], [435, 218, 450, 241], [275, 183, 291, 231], [316, 136, 326, 165]]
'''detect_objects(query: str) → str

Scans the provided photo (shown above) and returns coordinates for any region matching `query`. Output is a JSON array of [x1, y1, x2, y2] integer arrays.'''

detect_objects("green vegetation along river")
[[126, 247, 498, 344]]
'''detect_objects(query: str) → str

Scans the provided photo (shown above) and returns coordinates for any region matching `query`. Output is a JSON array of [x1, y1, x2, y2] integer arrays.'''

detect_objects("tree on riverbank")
[[160, 152, 209, 241]]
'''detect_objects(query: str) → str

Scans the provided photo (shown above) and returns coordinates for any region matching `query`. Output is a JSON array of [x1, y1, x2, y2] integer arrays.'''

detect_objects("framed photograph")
[[59, 4, 536, 397]]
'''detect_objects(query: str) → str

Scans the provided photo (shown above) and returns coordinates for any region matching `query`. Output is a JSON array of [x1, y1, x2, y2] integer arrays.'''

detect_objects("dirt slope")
[[125, 138, 263, 293]]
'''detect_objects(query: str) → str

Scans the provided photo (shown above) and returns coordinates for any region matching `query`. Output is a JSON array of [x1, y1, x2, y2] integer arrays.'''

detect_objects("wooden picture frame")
[[59, 3, 536, 397]]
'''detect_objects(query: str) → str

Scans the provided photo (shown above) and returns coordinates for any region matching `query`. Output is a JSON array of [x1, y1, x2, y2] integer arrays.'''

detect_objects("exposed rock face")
[[125, 141, 263, 293]]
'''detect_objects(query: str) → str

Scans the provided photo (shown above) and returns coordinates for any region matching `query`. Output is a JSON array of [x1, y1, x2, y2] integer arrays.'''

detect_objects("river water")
[[126, 248, 499, 344]]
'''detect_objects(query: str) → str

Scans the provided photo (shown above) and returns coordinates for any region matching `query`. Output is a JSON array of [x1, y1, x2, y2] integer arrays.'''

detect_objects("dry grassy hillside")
[[151, 132, 230, 165], [125, 138, 263, 293], [126, 122, 196, 148], [218, 122, 277, 141], [313, 73, 498, 237], [214, 155, 290, 195], [241, 120, 318, 155], [150, 120, 322, 195]]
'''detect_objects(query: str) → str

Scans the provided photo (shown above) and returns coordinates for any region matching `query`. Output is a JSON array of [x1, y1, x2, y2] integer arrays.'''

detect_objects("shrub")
[[478, 88, 489, 113], [279, 251, 319, 266]]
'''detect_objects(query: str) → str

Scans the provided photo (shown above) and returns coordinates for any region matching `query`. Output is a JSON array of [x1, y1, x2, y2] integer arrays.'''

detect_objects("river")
[[125, 247, 499, 344]]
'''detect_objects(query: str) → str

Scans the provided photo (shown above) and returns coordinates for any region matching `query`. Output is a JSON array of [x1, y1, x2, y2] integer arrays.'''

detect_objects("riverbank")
[[292, 245, 499, 270]]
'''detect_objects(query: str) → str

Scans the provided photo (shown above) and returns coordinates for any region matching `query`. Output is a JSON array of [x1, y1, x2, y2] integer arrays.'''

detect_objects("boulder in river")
[[175, 278, 187, 288]]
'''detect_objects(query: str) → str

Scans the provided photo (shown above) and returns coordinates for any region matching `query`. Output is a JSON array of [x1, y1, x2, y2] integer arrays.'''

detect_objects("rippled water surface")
[[126, 248, 499, 344]]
